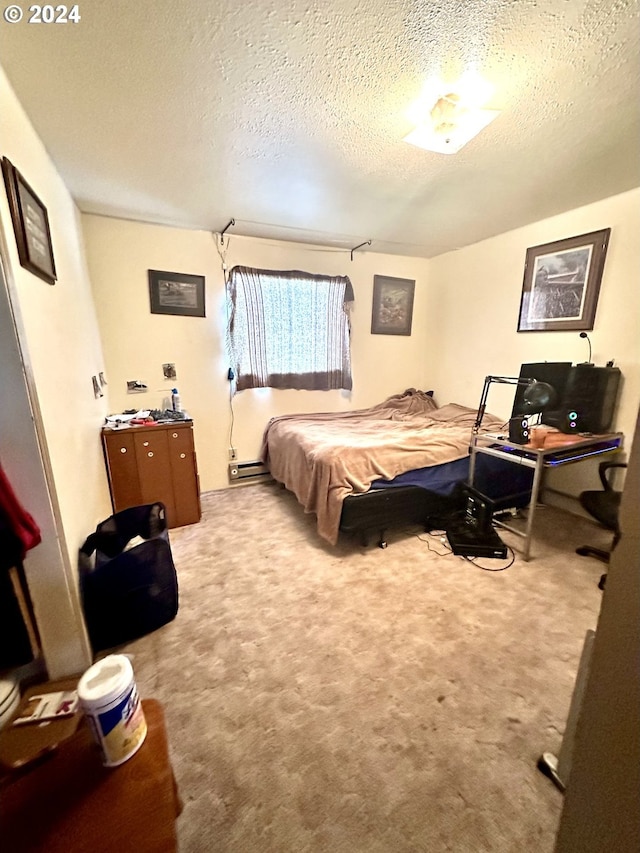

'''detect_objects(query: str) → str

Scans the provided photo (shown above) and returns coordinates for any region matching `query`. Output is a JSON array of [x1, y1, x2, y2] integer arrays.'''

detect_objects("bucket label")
[[94, 684, 147, 766]]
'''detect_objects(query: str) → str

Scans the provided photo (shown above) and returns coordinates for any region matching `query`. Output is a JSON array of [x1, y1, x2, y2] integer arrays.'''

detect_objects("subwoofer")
[[547, 365, 621, 434]]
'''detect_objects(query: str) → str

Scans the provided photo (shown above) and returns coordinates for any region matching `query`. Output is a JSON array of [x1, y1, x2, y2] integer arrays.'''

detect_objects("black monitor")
[[510, 362, 572, 423]]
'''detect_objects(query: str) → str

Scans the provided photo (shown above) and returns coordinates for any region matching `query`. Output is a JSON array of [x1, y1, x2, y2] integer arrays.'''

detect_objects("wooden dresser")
[[102, 421, 201, 529]]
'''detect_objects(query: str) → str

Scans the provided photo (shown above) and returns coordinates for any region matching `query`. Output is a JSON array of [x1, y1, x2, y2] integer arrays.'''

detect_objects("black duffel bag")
[[79, 502, 178, 653]]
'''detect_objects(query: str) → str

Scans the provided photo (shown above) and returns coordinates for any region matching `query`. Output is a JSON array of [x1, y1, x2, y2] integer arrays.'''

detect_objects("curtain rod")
[[219, 219, 236, 245], [220, 219, 371, 260], [350, 239, 371, 261]]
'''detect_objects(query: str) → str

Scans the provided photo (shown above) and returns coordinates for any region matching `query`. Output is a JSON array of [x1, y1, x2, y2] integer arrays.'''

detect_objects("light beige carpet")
[[125, 482, 608, 852]]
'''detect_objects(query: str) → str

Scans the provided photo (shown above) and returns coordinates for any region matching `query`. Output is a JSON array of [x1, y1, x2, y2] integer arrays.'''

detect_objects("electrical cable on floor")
[[413, 529, 455, 557], [462, 544, 516, 572], [414, 526, 517, 571]]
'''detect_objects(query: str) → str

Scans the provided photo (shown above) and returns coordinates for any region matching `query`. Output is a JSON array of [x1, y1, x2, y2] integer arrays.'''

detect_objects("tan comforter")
[[261, 389, 503, 544]]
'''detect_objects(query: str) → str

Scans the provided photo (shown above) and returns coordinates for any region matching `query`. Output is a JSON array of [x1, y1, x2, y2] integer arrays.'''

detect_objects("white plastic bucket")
[[77, 654, 147, 767]]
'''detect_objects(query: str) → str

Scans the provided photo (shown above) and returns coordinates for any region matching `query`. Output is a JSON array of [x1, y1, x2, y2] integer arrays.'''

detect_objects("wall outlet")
[[229, 447, 237, 460]]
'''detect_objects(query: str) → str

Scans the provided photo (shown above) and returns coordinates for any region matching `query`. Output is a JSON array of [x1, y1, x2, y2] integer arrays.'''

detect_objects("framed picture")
[[2, 157, 57, 284], [148, 269, 206, 317], [371, 275, 415, 335], [517, 228, 610, 332]]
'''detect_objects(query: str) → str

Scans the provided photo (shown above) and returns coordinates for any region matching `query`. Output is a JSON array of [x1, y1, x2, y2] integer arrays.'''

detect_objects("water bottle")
[[171, 388, 182, 413]]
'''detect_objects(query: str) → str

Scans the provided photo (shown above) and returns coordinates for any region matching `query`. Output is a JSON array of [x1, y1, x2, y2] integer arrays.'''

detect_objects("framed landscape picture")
[[517, 229, 610, 332], [148, 269, 206, 317], [2, 157, 57, 285], [371, 275, 415, 336]]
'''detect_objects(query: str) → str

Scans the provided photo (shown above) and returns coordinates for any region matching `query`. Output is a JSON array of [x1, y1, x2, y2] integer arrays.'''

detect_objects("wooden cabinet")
[[102, 422, 201, 528]]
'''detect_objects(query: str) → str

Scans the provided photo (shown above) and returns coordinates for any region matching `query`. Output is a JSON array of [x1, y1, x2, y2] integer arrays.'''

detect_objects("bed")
[[261, 389, 533, 546]]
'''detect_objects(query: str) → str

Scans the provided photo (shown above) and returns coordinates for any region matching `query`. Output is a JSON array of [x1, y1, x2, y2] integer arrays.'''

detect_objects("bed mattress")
[[262, 389, 507, 544]]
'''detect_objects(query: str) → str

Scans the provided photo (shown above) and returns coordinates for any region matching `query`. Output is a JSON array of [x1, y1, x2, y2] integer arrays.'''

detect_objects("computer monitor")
[[510, 362, 572, 424]]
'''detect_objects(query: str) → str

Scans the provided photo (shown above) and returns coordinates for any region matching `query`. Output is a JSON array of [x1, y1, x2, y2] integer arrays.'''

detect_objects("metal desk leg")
[[523, 454, 544, 561], [469, 443, 477, 486]]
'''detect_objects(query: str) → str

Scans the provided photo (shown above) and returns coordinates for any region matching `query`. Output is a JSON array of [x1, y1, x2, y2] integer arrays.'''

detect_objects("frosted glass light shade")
[[403, 107, 500, 154]]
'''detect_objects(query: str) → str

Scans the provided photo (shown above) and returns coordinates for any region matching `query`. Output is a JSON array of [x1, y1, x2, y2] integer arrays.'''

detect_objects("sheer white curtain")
[[227, 267, 354, 391]]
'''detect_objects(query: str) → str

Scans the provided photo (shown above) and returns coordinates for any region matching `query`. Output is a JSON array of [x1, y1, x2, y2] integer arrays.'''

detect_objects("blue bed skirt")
[[371, 453, 533, 508], [339, 453, 533, 545]]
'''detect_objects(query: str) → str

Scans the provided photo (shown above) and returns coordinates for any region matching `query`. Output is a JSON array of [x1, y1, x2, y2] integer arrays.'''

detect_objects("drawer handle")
[[120, 447, 127, 453], [148, 452, 154, 458], [172, 432, 178, 438], [143, 441, 149, 447], [180, 453, 186, 459]]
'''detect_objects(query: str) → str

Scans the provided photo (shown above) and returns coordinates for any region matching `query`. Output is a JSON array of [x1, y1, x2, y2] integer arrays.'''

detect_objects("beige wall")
[[84, 192, 639, 503], [0, 66, 111, 675], [426, 188, 640, 497], [82, 216, 431, 491]]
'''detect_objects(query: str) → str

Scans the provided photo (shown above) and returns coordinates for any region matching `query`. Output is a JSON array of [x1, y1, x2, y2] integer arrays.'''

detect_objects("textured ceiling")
[[1, 0, 639, 257]]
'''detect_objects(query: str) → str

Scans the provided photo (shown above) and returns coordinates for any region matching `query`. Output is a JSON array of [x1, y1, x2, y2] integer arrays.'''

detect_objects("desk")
[[469, 432, 623, 560], [0, 699, 180, 853]]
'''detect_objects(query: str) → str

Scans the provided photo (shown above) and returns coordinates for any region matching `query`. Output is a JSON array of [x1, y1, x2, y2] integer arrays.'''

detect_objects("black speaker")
[[508, 416, 530, 444], [549, 409, 588, 434], [546, 365, 621, 434]]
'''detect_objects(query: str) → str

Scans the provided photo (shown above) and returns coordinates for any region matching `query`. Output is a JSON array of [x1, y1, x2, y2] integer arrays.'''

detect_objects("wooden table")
[[0, 699, 181, 852]]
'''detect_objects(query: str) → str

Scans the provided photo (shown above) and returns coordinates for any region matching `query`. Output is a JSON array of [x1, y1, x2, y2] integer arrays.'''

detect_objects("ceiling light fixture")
[[403, 74, 500, 155]]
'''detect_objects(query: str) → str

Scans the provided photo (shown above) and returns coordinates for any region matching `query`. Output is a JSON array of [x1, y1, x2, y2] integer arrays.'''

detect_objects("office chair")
[[576, 462, 627, 587]]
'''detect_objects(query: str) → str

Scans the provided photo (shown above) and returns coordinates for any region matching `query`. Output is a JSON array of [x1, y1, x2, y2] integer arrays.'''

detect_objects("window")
[[227, 266, 354, 391]]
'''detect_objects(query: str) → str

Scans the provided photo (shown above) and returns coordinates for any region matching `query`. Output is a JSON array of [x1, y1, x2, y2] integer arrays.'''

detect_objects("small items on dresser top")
[[104, 409, 191, 429]]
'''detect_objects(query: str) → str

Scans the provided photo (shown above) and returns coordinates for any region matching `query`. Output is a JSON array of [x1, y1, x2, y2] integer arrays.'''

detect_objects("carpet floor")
[[124, 482, 608, 852]]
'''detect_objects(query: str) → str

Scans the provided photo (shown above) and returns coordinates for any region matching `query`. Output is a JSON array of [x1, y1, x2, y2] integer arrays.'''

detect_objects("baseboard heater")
[[228, 460, 271, 482]]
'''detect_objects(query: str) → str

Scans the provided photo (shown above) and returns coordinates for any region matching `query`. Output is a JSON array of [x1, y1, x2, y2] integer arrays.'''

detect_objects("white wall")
[[82, 216, 431, 490], [0, 66, 111, 675], [426, 188, 640, 497]]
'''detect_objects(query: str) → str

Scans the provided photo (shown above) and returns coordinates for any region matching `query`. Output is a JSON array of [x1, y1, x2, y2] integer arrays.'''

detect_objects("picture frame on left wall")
[[2, 157, 57, 285]]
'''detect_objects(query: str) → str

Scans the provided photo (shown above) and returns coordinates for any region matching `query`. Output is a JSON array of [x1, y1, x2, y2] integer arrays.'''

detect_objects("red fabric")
[[0, 463, 41, 558]]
